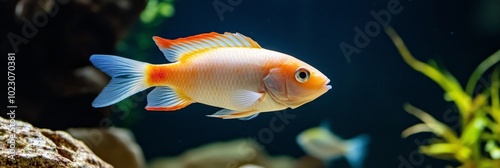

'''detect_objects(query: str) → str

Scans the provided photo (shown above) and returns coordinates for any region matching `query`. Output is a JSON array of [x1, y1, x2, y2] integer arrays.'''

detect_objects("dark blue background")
[[126, 0, 499, 167]]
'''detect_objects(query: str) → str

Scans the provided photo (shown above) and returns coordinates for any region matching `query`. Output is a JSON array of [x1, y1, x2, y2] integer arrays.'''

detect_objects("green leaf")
[[485, 140, 500, 159], [465, 50, 500, 96], [385, 27, 472, 118], [159, 2, 175, 17], [420, 143, 470, 161], [403, 104, 459, 143], [140, 0, 159, 23], [491, 65, 500, 123], [461, 115, 488, 147]]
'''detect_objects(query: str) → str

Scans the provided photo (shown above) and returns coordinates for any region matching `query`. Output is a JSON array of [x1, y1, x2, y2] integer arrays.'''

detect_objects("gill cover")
[[263, 67, 312, 108], [263, 68, 289, 105]]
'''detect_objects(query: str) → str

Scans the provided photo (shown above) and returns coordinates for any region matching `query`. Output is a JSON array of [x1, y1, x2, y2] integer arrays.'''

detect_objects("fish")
[[89, 32, 331, 120], [296, 121, 370, 168]]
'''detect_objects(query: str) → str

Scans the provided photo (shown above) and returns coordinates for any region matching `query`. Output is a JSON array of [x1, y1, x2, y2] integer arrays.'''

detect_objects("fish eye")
[[295, 67, 310, 83]]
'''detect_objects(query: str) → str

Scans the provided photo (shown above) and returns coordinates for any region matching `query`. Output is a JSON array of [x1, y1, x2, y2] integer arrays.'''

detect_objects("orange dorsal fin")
[[152, 32, 261, 62]]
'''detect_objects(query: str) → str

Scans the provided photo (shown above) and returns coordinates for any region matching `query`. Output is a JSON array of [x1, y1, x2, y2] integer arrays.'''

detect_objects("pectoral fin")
[[231, 90, 264, 109]]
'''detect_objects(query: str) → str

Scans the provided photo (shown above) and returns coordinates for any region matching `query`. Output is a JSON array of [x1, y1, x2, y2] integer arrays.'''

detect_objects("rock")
[[0, 116, 113, 168], [67, 127, 146, 168], [238, 164, 265, 168], [148, 139, 295, 168], [296, 155, 324, 168]]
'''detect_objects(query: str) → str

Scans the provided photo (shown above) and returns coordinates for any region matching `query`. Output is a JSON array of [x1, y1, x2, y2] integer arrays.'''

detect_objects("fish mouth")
[[324, 79, 332, 90]]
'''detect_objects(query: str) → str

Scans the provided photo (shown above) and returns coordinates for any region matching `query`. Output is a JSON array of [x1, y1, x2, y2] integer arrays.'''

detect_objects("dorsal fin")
[[153, 32, 262, 62]]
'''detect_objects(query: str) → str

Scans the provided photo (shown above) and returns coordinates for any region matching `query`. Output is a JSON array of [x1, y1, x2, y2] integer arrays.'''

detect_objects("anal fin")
[[239, 113, 259, 120], [206, 109, 260, 120], [145, 86, 192, 111]]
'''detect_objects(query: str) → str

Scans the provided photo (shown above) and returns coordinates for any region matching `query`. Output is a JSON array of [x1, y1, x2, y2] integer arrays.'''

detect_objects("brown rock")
[[296, 155, 324, 168], [67, 127, 146, 168], [0, 116, 113, 168]]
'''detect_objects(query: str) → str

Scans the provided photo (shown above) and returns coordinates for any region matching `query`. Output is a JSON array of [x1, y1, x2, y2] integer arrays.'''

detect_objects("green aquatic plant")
[[140, 0, 175, 25], [385, 27, 500, 167], [114, 0, 176, 126]]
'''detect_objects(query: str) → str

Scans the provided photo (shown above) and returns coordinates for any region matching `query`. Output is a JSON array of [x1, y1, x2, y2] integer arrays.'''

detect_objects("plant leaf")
[[491, 65, 500, 123], [465, 50, 500, 96], [403, 104, 459, 143], [385, 27, 472, 118], [460, 114, 488, 147], [402, 123, 433, 138], [419, 143, 471, 162]]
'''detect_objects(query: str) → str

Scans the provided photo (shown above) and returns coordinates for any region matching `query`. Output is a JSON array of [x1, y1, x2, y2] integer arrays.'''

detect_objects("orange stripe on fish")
[[145, 65, 169, 86]]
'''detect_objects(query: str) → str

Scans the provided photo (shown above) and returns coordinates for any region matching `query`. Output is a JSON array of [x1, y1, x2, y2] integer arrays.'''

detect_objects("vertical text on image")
[[7, 52, 17, 160]]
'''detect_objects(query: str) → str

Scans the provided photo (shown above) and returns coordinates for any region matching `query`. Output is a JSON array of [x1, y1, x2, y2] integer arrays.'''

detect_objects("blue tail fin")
[[89, 55, 150, 108], [345, 134, 370, 168]]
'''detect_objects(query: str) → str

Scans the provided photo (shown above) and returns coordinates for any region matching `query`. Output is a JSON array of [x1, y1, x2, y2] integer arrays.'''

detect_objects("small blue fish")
[[296, 121, 370, 168]]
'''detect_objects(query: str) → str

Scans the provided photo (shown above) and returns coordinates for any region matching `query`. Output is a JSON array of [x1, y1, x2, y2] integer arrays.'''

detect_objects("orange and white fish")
[[90, 32, 331, 120]]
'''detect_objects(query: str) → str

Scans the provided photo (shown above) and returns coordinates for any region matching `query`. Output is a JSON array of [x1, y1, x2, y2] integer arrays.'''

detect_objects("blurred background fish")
[[297, 121, 370, 168]]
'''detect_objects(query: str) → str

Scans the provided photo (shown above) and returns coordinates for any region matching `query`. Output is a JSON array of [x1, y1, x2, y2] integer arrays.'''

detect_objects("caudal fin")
[[345, 134, 370, 168], [90, 55, 150, 108]]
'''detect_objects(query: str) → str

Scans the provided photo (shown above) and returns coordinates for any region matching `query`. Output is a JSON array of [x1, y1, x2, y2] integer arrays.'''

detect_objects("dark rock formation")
[[1, 0, 146, 130]]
